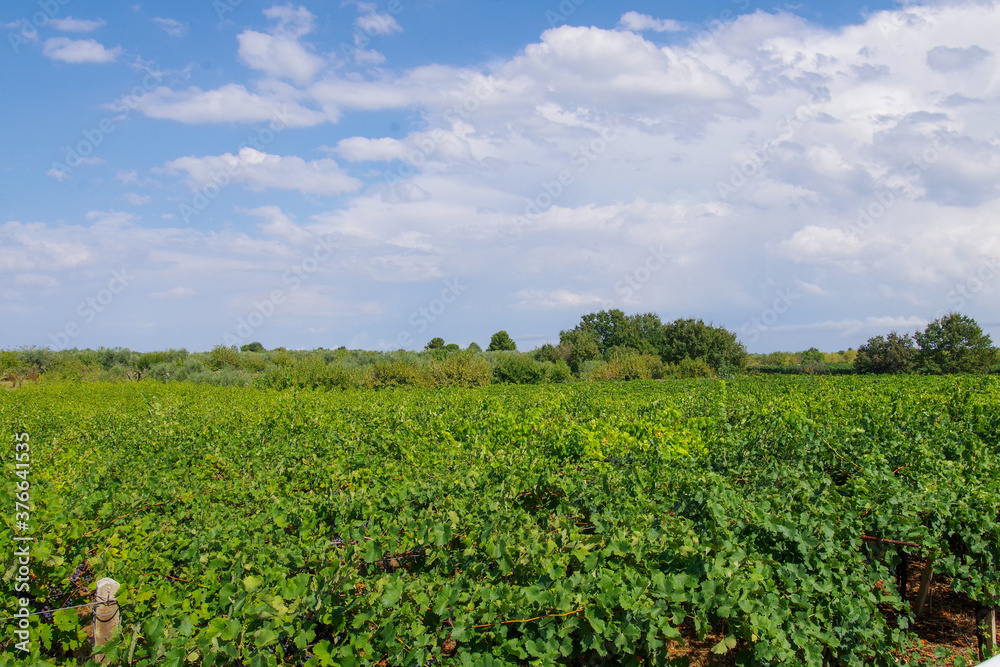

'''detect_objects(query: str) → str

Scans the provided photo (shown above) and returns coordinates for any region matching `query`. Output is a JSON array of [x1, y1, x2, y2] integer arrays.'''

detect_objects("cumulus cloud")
[[926, 45, 993, 72], [514, 288, 606, 309], [43, 37, 122, 63], [153, 17, 190, 38], [164, 147, 362, 195], [120, 193, 153, 206], [125, 84, 332, 125], [355, 8, 402, 37], [618, 12, 683, 33], [237, 5, 325, 83], [49, 17, 106, 32], [14, 2, 1000, 352]]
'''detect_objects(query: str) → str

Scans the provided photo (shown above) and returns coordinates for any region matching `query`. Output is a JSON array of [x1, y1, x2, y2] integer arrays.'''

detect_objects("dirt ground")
[[668, 557, 989, 666]]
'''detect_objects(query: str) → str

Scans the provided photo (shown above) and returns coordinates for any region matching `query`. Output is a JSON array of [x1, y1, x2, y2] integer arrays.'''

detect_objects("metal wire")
[[0, 599, 120, 624]]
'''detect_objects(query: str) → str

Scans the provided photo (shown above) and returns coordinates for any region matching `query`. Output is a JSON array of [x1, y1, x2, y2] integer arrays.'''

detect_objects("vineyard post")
[[989, 608, 997, 656], [93, 577, 121, 663], [912, 559, 934, 617], [976, 606, 998, 661]]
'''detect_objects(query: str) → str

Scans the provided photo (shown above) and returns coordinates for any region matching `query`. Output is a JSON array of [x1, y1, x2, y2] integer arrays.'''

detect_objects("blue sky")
[[2, 0, 999, 354]]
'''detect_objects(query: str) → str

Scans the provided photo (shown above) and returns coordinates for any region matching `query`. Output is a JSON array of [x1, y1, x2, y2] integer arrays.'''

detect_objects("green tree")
[[574, 309, 662, 355], [466, 342, 482, 353], [487, 331, 517, 351], [855, 332, 916, 374], [241, 342, 265, 353], [558, 329, 601, 374], [658, 318, 747, 371], [425, 337, 445, 351], [914, 313, 995, 374], [800, 347, 824, 364]]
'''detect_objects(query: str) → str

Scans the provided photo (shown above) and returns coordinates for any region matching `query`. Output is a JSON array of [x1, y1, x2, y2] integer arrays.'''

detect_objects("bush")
[[545, 360, 573, 383], [372, 361, 426, 388], [490, 353, 544, 384], [578, 359, 608, 380], [427, 353, 491, 388], [187, 367, 253, 386], [590, 350, 663, 381], [208, 345, 241, 370], [663, 357, 716, 379]]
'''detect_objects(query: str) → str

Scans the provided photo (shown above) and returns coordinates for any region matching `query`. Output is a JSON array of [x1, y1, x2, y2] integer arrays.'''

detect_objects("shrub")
[[663, 357, 716, 379], [490, 353, 545, 384], [427, 353, 491, 388]]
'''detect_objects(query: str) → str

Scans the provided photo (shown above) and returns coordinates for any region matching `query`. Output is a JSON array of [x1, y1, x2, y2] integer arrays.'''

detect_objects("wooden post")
[[912, 559, 934, 617], [988, 608, 998, 657], [93, 578, 121, 663]]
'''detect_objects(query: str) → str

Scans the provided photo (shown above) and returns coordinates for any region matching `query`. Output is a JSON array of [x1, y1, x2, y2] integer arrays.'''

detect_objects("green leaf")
[[242, 575, 264, 592]]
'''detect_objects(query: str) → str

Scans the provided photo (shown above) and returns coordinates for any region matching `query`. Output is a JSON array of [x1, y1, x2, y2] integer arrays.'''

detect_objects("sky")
[[1, 0, 999, 354]]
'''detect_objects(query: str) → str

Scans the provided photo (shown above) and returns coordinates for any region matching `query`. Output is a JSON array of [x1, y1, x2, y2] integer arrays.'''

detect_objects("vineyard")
[[2, 376, 999, 666]]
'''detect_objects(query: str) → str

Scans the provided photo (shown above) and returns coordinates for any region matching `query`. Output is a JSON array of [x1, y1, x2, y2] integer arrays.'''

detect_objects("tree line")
[[1, 310, 996, 389]]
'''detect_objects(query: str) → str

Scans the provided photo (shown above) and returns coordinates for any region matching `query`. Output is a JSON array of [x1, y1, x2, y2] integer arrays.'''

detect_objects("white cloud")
[[263, 4, 316, 37], [236, 5, 325, 84], [13, 2, 1000, 352], [243, 205, 315, 244], [618, 12, 683, 33], [153, 17, 189, 38], [120, 193, 152, 206], [355, 11, 402, 37], [926, 45, 993, 72], [49, 17, 106, 33], [46, 169, 69, 181], [514, 288, 606, 309], [335, 137, 407, 162], [126, 84, 332, 125], [165, 147, 362, 196], [43, 37, 122, 63], [237, 30, 325, 84]]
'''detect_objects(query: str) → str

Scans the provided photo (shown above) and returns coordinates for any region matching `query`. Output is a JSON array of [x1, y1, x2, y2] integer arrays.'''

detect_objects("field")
[[2, 377, 999, 666]]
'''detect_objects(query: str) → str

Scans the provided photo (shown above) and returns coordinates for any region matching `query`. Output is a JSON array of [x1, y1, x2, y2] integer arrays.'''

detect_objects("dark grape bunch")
[[70, 562, 93, 585]]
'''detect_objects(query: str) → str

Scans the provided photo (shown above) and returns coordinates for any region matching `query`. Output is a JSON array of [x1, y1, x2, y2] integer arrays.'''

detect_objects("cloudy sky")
[[2, 0, 999, 353]]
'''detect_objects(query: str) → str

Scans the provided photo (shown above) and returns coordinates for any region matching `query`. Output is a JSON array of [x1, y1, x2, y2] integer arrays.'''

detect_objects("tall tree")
[[487, 331, 517, 351], [574, 309, 662, 355], [914, 313, 995, 374], [658, 318, 747, 371], [855, 332, 916, 374]]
